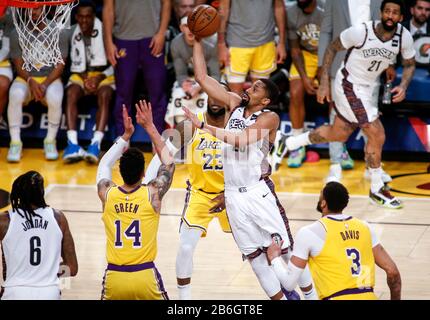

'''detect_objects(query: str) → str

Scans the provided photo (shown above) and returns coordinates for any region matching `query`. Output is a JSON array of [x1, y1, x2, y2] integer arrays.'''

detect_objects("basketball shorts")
[[227, 41, 277, 83], [101, 262, 168, 300], [0, 59, 13, 81], [332, 73, 380, 128], [329, 292, 378, 300], [1, 285, 60, 300], [15, 76, 63, 107], [224, 179, 293, 257], [67, 71, 116, 91], [181, 187, 231, 237], [289, 50, 318, 81]]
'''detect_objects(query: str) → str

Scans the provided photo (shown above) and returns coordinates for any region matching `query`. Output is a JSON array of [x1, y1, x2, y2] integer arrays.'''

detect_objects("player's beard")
[[316, 200, 323, 213], [381, 18, 398, 31], [207, 105, 226, 118], [240, 92, 250, 108]]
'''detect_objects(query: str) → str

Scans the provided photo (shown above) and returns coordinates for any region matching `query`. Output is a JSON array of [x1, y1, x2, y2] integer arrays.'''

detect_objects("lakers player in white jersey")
[[0, 171, 78, 300], [285, 0, 416, 209], [267, 182, 401, 300], [181, 39, 317, 300], [96, 101, 175, 300]]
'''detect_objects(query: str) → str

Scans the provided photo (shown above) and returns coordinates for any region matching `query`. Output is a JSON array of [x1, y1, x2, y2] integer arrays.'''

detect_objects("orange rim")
[[7, 0, 75, 8]]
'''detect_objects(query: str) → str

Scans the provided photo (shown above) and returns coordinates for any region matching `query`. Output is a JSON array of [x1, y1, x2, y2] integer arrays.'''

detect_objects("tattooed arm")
[[54, 209, 78, 277], [317, 37, 345, 104], [391, 58, 415, 103], [290, 38, 318, 95], [148, 163, 175, 213], [373, 244, 401, 300]]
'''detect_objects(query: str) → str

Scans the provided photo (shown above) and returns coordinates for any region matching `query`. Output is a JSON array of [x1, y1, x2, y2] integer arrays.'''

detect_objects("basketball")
[[187, 4, 220, 38]]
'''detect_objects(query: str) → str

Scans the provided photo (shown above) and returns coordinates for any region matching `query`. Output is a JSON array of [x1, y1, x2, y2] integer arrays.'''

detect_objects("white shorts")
[[0, 66, 13, 81], [1, 285, 61, 300], [332, 75, 380, 128], [224, 179, 293, 257]]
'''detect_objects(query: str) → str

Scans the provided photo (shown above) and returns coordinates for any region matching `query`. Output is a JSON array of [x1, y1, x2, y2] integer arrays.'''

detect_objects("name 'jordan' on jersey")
[[223, 107, 272, 187], [2, 207, 62, 288], [338, 21, 415, 86]]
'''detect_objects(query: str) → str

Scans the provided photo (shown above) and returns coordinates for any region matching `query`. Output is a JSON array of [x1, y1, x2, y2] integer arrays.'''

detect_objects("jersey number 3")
[[346, 248, 361, 276], [114, 220, 142, 248]]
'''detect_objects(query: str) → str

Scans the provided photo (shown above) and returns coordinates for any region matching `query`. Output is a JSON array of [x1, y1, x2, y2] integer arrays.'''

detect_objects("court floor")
[[1, 148, 429, 300]]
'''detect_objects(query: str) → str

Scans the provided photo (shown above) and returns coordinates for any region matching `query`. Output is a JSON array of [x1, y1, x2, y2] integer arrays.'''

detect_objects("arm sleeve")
[[271, 257, 305, 292], [339, 24, 367, 50], [96, 137, 129, 184], [400, 29, 416, 60], [291, 227, 317, 260], [363, 221, 380, 248], [318, 0, 333, 67]]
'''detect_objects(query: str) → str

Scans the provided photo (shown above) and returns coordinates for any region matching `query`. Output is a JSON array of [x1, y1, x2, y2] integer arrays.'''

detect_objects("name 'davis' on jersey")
[[362, 47, 396, 60], [22, 218, 49, 231]]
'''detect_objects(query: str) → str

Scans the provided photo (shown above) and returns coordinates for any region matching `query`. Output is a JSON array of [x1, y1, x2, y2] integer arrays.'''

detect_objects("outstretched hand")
[[122, 105, 134, 141], [182, 106, 202, 129], [136, 100, 154, 129]]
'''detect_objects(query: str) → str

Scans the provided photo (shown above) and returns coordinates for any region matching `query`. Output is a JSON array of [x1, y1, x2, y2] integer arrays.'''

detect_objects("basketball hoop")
[[0, 0, 78, 71]]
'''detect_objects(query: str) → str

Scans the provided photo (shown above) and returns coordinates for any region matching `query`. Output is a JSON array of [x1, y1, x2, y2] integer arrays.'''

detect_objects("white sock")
[[8, 80, 28, 143], [91, 130, 104, 146], [67, 130, 78, 145], [286, 131, 311, 150], [369, 167, 384, 193], [9, 126, 21, 142], [45, 80, 63, 141], [292, 128, 304, 136], [177, 284, 192, 300], [303, 287, 318, 300]]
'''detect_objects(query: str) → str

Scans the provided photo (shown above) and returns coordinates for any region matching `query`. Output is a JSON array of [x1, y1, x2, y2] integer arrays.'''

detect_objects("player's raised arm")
[[193, 40, 241, 111], [96, 106, 134, 204]]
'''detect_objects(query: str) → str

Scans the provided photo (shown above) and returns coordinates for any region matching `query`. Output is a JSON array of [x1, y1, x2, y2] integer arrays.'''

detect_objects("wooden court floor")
[[1, 148, 430, 300]]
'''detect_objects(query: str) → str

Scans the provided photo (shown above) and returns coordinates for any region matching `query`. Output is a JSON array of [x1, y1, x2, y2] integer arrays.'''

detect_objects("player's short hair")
[[10, 171, 47, 218], [380, 0, 405, 14], [77, 0, 96, 13], [322, 182, 349, 213], [260, 78, 280, 105], [119, 148, 145, 186]]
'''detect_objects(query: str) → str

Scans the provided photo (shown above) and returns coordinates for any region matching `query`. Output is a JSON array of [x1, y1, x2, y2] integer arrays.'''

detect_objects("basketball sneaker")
[[287, 146, 306, 168], [7, 141, 22, 163], [44, 139, 59, 161], [340, 146, 354, 170], [369, 186, 403, 209], [282, 287, 301, 300], [85, 142, 100, 164], [270, 130, 288, 171], [63, 141, 85, 164], [364, 167, 393, 183]]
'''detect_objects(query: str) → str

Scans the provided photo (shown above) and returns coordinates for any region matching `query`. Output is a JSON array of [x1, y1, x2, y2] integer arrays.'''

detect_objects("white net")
[[10, 1, 77, 71]]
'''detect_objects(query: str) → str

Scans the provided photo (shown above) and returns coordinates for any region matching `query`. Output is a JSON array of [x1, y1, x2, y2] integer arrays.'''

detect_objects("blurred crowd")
[[0, 0, 428, 169]]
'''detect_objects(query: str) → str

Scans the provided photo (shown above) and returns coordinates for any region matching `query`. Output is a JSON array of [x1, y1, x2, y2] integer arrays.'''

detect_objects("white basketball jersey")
[[2, 207, 63, 288], [337, 21, 415, 86], [223, 107, 272, 187]]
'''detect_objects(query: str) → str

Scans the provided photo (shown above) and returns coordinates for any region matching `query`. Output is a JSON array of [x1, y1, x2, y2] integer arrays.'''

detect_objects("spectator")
[[403, 0, 430, 37], [63, 0, 114, 165], [7, 7, 69, 163], [165, 15, 220, 127], [0, 10, 13, 130], [285, 0, 323, 168], [103, 0, 171, 137], [217, 0, 287, 94], [173, 0, 196, 22]]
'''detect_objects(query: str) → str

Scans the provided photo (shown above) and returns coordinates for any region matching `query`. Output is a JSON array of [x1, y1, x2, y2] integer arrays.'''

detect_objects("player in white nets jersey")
[[182, 39, 317, 300], [285, 0, 416, 209], [0, 171, 78, 300]]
